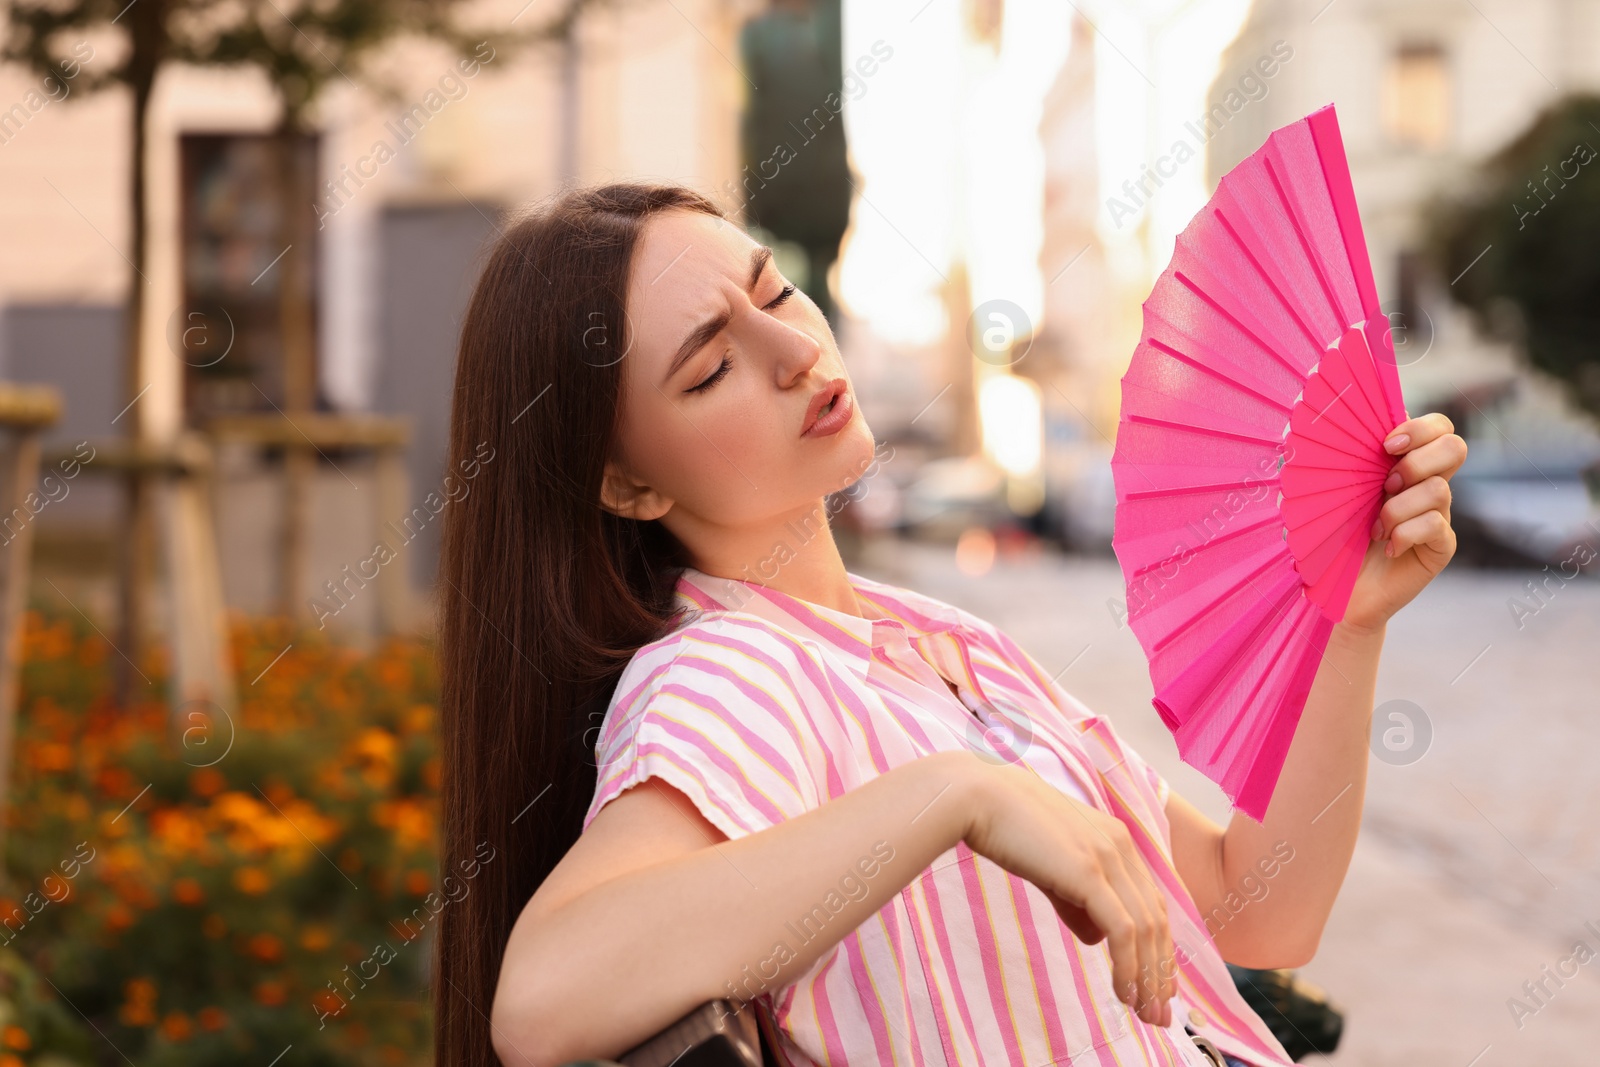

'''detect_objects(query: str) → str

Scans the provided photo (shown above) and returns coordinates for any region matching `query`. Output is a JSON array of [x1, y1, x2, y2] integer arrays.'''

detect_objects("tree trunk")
[[276, 125, 316, 623], [114, 57, 158, 706]]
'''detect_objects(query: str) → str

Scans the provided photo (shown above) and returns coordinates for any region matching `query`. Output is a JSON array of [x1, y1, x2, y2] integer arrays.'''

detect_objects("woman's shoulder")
[[590, 608, 838, 822], [624, 603, 835, 673], [606, 606, 841, 722]]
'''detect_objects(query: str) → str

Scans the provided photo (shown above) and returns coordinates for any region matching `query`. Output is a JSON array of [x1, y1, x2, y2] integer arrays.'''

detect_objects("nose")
[[749, 305, 823, 387]]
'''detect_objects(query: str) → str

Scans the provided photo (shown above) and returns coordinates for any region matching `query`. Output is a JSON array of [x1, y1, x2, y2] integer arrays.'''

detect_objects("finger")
[[1382, 412, 1454, 456], [1108, 837, 1174, 1007], [1100, 850, 1165, 1023], [1383, 432, 1469, 494], [1051, 897, 1106, 947], [1078, 874, 1142, 1014], [1374, 475, 1451, 541], [1388, 508, 1456, 563]]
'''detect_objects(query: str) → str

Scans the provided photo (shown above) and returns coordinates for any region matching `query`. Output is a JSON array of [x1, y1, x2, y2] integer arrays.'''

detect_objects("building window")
[[179, 132, 321, 423], [1382, 43, 1450, 150]]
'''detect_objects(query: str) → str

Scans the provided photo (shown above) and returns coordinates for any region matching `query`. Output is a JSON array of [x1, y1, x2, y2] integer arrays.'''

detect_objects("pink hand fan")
[[1111, 103, 1408, 822]]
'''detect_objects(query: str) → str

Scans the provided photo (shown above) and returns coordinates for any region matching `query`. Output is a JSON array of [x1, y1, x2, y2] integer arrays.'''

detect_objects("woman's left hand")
[[1342, 412, 1468, 635]]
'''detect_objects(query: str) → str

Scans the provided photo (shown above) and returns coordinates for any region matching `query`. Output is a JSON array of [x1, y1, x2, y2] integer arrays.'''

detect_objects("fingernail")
[[1384, 433, 1410, 453], [1370, 518, 1383, 540], [1384, 471, 1403, 494], [1385, 541, 1395, 557]]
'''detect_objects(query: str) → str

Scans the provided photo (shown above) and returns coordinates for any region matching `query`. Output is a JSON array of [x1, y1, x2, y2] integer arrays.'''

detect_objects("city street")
[[854, 536, 1600, 1065]]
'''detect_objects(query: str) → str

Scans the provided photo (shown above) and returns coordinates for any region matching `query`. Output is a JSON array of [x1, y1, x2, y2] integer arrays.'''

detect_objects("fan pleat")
[[1127, 415, 1281, 450], [1285, 499, 1382, 568], [1152, 565, 1302, 729], [1212, 204, 1334, 356], [1279, 441, 1389, 476], [1267, 135, 1365, 322], [1129, 514, 1280, 579], [1280, 464, 1383, 502], [1121, 378, 1288, 444], [1230, 610, 1333, 814], [1295, 501, 1378, 589], [1301, 375, 1381, 451], [1145, 339, 1293, 415], [1172, 262, 1310, 380], [1288, 391, 1380, 461], [1311, 329, 1389, 439], [1143, 299, 1305, 406]]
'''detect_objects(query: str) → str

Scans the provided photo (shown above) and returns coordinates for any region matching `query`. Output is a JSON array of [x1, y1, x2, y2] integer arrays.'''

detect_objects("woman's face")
[[601, 209, 877, 545]]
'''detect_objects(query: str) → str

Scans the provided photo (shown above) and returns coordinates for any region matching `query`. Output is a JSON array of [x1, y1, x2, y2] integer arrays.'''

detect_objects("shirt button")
[[1187, 1006, 1206, 1028]]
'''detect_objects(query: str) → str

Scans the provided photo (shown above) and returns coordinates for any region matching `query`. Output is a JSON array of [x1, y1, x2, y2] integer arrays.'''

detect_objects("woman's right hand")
[[960, 759, 1176, 1027]]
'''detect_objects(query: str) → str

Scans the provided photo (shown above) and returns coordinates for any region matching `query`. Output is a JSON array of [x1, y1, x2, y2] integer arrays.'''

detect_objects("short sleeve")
[[584, 617, 826, 842]]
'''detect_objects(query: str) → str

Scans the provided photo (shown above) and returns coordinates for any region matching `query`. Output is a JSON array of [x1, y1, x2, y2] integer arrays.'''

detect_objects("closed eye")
[[685, 284, 798, 394], [686, 353, 731, 393]]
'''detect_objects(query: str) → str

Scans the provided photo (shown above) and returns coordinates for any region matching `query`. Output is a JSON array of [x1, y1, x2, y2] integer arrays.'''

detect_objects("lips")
[[802, 377, 851, 437]]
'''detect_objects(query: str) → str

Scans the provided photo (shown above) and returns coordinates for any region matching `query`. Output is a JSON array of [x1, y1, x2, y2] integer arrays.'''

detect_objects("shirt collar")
[[671, 565, 965, 678]]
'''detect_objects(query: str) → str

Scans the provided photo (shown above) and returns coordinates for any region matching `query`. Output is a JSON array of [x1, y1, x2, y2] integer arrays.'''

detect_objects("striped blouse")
[[585, 565, 1296, 1067]]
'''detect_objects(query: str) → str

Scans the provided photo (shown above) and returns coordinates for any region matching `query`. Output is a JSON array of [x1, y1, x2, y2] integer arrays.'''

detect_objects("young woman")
[[432, 181, 1466, 1067]]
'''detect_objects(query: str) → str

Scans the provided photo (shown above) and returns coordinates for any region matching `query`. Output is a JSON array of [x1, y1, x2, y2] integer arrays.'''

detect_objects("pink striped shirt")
[[585, 566, 1296, 1067]]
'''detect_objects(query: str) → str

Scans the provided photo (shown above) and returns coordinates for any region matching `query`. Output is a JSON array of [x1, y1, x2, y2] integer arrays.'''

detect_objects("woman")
[[432, 181, 1466, 1067]]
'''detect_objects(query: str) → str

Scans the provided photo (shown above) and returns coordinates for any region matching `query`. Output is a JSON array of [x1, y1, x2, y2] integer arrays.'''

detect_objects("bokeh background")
[[0, 0, 1597, 1063]]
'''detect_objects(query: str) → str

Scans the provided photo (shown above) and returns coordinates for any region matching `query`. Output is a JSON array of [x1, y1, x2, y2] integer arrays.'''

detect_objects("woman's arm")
[[495, 746, 1183, 1064], [1165, 412, 1466, 968], [1166, 618, 1383, 968], [495, 752, 981, 1065]]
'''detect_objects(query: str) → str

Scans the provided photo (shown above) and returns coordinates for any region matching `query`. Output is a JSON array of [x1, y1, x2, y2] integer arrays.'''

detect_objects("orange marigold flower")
[[104, 902, 135, 932], [260, 780, 295, 807], [189, 768, 226, 797], [378, 659, 409, 689], [312, 989, 345, 1017], [404, 869, 430, 895], [118, 977, 157, 1027], [77, 636, 107, 667], [402, 704, 434, 734], [300, 925, 332, 951], [253, 980, 287, 1006], [233, 866, 271, 895], [197, 1006, 226, 1031], [27, 742, 73, 772], [1, 1026, 30, 1050], [172, 878, 204, 905], [94, 766, 138, 800], [245, 932, 283, 962], [159, 1012, 192, 1041], [0, 1053, 23, 1067]]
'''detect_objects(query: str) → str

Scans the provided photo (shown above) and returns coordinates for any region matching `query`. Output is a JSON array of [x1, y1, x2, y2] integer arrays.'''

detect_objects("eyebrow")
[[663, 244, 775, 386]]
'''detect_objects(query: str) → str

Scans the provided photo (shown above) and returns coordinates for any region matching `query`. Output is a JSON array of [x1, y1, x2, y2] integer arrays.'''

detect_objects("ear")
[[599, 457, 673, 521]]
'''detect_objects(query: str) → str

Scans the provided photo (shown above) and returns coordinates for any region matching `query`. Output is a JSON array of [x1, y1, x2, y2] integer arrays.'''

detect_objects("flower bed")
[[4, 610, 441, 1067]]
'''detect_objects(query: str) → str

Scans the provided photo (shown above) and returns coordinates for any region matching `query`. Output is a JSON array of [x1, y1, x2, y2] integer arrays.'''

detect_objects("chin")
[[826, 418, 881, 494]]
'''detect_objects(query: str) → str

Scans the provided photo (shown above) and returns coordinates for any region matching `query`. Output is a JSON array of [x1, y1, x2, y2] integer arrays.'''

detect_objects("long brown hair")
[[433, 181, 726, 1066]]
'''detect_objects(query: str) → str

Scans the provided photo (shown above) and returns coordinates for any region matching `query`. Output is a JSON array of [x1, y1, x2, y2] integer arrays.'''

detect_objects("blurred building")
[[1205, 0, 1600, 564], [0, 0, 765, 629]]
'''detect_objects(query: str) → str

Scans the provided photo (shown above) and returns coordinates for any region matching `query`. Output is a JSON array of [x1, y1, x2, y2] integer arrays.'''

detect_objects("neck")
[[680, 498, 866, 619]]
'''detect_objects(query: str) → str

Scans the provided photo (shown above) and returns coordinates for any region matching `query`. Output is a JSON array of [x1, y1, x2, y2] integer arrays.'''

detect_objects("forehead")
[[626, 210, 751, 345]]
